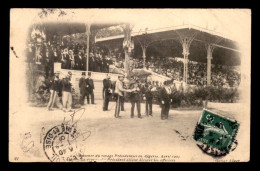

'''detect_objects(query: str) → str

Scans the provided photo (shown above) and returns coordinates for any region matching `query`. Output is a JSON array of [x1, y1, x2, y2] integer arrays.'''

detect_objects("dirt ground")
[[9, 100, 249, 162]]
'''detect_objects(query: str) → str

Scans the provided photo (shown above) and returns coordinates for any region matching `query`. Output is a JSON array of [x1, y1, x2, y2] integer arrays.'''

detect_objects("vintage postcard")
[[9, 8, 251, 162]]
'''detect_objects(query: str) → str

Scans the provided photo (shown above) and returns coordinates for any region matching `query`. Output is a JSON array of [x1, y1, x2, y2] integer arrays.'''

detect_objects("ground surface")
[[9, 100, 249, 162]]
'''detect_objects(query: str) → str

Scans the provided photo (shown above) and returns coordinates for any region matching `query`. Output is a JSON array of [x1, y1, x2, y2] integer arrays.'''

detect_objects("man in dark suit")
[[75, 52, 83, 70], [82, 54, 86, 71], [86, 72, 95, 104], [129, 80, 142, 118], [102, 58, 108, 73], [158, 81, 173, 120], [79, 72, 87, 105], [61, 48, 69, 69], [95, 54, 101, 72], [89, 53, 95, 71], [103, 74, 112, 111]]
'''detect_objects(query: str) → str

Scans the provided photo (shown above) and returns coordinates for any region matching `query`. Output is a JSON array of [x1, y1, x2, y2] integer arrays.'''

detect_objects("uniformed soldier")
[[158, 81, 173, 120], [103, 74, 112, 111], [86, 72, 95, 104], [129, 80, 142, 118], [79, 72, 87, 105], [62, 71, 73, 112], [114, 74, 132, 118]]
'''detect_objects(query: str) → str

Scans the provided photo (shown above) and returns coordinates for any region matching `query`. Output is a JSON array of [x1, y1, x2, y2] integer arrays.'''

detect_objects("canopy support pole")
[[205, 38, 222, 86], [176, 31, 197, 83], [135, 30, 153, 70], [206, 43, 214, 86], [142, 47, 146, 69], [122, 24, 134, 76]]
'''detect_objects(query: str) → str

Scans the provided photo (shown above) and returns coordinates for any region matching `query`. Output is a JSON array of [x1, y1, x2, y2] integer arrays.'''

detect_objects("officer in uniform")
[[86, 72, 95, 104], [79, 72, 87, 105], [129, 80, 142, 118], [62, 71, 73, 112], [103, 74, 112, 111], [159, 81, 173, 120], [114, 74, 132, 118]]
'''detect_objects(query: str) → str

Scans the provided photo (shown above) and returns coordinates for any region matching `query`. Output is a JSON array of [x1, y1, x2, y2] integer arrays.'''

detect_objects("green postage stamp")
[[193, 109, 240, 154]]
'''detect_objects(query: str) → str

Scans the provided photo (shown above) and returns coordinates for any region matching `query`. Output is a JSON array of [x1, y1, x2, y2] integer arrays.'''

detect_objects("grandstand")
[[27, 21, 241, 101]]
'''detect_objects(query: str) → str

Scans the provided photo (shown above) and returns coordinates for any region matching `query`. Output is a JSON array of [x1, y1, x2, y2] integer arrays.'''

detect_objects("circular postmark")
[[43, 123, 85, 162]]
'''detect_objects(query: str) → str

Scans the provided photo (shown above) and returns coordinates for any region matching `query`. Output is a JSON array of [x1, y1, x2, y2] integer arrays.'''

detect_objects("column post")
[[142, 47, 146, 69], [122, 23, 133, 75], [135, 30, 152, 70], [206, 44, 214, 86], [182, 43, 190, 83], [176, 31, 197, 84]]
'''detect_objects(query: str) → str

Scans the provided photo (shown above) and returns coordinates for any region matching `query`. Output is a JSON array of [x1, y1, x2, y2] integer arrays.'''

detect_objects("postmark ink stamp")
[[43, 108, 91, 162], [193, 109, 239, 157]]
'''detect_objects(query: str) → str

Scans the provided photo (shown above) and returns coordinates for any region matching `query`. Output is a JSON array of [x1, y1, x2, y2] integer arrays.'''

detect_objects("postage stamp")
[[193, 109, 240, 155]]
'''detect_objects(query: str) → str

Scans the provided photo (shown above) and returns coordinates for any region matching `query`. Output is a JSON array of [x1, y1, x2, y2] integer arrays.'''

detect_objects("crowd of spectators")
[[147, 57, 240, 88], [26, 36, 240, 88], [110, 56, 241, 88], [26, 40, 115, 77]]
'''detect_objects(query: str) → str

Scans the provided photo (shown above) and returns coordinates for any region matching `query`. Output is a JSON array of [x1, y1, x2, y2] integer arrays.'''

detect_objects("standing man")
[[79, 72, 87, 106], [129, 80, 142, 118], [62, 71, 73, 112], [158, 81, 173, 120], [95, 53, 101, 72], [75, 52, 83, 70], [61, 48, 69, 69], [86, 72, 95, 104], [89, 53, 95, 71], [68, 50, 75, 69], [47, 71, 61, 111], [144, 76, 154, 117], [82, 53, 86, 70], [114, 74, 132, 118], [103, 74, 112, 111]]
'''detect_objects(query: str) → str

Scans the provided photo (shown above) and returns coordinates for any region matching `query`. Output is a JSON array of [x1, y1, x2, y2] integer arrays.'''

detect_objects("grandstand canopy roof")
[[96, 24, 241, 66]]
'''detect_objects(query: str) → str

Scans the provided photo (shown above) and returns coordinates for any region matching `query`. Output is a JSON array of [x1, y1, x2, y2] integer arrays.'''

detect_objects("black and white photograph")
[[9, 8, 251, 162]]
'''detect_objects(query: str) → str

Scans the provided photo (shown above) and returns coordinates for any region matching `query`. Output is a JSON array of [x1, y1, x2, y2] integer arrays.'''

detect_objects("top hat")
[[82, 72, 86, 76], [88, 72, 91, 76]]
